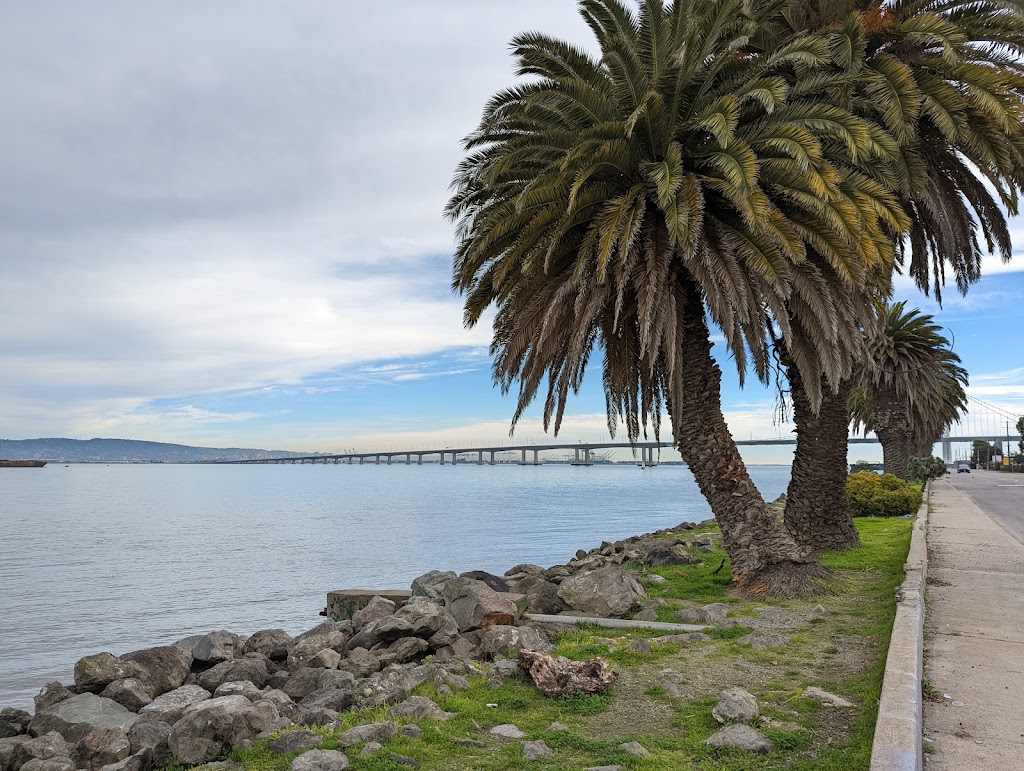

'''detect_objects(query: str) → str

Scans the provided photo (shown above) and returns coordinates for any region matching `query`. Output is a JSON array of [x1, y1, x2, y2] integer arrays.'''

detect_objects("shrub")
[[909, 455, 947, 482], [847, 472, 923, 518]]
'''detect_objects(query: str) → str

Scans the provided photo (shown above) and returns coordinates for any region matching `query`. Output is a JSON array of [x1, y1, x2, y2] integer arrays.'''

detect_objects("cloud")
[[0, 2, 586, 439]]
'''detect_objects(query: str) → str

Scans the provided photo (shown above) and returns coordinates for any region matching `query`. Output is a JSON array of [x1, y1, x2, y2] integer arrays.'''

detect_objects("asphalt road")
[[945, 469, 1024, 545]]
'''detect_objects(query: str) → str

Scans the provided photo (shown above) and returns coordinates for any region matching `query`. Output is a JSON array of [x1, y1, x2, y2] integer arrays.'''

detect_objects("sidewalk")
[[923, 478, 1024, 768]]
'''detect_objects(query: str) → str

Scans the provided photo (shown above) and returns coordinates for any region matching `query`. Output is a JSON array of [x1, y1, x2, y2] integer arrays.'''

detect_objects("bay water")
[[0, 462, 790, 709]]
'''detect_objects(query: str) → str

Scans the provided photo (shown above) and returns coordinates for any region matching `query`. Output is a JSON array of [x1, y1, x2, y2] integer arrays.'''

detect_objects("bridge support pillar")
[[386, 455, 391, 465], [489, 451, 496, 465], [942, 438, 953, 464], [417, 454, 422, 465], [478, 451, 484, 465], [533, 449, 539, 465], [439, 452, 445, 465]]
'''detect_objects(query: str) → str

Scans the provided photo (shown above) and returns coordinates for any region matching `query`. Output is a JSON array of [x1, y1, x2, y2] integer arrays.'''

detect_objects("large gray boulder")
[[286, 624, 348, 670], [351, 597, 396, 633], [119, 647, 190, 697], [71, 728, 130, 771], [191, 631, 238, 665], [393, 603, 459, 648], [196, 656, 269, 693], [241, 629, 292, 661], [291, 749, 349, 771], [360, 665, 417, 707], [33, 685, 73, 714], [126, 721, 171, 768], [377, 637, 428, 667], [444, 579, 518, 632], [389, 697, 454, 722], [138, 685, 211, 725], [99, 680, 153, 713], [167, 696, 281, 765], [557, 567, 645, 617], [0, 710, 30, 739], [29, 695, 139, 743], [73, 655, 141, 695], [336, 649, 380, 679], [410, 570, 460, 601], [712, 687, 759, 725], [317, 670, 355, 692], [281, 669, 323, 702], [473, 625, 554, 660], [334, 723, 396, 748], [8, 732, 71, 771], [510, 576, 566, 615], [458, 571, 511, 593], [267, 731, 322, 756], [258, 690, 300, 723], [675, 602, 732, 626], [19, 758, 74, 771], [0, 735, 33, 771], [292, 621, 346, 645], [705, 724, 773, 754], [213, 681, 263, 701], [298, 689, 353, 713]]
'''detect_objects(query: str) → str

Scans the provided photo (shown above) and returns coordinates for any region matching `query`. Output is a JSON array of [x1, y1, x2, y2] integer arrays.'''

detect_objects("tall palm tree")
[[447, 0, 904, 596], [771, 0, 1024, 546], [851, 302, 966, 479]]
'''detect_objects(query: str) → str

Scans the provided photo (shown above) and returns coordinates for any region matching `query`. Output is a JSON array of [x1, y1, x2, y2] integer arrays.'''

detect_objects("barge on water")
[[0, 459, 47, 467]]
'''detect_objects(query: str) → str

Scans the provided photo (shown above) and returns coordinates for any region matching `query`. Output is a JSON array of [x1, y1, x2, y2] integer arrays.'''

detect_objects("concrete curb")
[[869, 482, 929, 771]]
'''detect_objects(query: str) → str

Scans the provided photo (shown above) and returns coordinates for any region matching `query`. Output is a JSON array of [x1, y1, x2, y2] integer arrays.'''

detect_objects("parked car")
[[956, 462, 971, 473]]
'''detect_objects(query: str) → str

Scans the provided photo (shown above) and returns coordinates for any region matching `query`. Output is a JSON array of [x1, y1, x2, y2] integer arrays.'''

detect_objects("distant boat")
[[0, 459, 47, 468]]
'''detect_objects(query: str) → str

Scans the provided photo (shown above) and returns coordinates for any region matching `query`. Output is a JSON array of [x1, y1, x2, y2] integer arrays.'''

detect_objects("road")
[[945, 469, 1024, 545]]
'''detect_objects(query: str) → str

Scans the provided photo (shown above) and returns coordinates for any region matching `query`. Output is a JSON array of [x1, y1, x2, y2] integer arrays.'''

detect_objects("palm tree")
[[446, 0, 904, 596], [771, 0, 1024, 545], [851, 302, 966, 479]]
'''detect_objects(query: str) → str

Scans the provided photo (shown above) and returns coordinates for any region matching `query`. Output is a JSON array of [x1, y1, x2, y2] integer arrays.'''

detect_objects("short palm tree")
[[447, 0, 904, 596], [851, 302, 967, 479]]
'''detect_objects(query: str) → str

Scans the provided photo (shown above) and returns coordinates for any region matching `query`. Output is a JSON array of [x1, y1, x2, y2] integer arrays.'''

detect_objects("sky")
[[1, 2, 1023, 463]]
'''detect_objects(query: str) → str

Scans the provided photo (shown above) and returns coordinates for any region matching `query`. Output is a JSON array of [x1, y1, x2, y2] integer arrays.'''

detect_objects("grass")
[[217, 517, 912, 771]]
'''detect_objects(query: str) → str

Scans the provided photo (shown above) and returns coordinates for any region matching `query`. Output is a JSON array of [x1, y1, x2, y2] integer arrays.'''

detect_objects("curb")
[[869, 482, 929, 771]]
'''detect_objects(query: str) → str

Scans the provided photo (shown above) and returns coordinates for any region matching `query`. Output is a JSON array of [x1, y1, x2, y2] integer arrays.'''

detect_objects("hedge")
[[847, 472, 923, 518]]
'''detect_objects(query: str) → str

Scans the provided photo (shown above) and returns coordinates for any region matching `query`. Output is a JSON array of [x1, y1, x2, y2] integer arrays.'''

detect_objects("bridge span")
[[219, 434, 1018, 467], [226, 439, 819, 466]]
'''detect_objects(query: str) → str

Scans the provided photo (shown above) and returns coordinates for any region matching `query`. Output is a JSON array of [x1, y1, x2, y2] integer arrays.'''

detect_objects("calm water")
[[0, 462, 790, 709]]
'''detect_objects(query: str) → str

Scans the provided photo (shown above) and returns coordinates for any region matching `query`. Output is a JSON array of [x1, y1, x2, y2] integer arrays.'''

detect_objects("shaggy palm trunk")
[[668, 282, 830, 598], [784, 362, 859, 552], [873, 390, 912, 479]]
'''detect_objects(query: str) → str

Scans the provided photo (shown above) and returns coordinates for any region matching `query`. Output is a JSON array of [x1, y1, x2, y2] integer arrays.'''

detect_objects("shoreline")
[[1, 512, 912, 770]]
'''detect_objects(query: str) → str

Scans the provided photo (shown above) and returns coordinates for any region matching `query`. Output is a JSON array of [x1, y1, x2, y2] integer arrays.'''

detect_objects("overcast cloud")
[[0, 2, 598, 440], [1, 2, 1021, 450]]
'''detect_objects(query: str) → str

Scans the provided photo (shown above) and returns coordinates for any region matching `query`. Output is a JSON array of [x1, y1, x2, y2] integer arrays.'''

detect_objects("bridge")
[[221, 395, 1020, 467], [224, 434, 1017, 467], [225, 438, 881, 466]]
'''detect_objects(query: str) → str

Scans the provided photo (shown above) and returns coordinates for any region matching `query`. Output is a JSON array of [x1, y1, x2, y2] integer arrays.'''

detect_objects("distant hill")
[[0, 438, 309, 463]]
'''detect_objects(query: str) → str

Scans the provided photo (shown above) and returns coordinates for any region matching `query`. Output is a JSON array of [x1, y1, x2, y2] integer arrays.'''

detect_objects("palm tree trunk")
[[783, 362, 859, 552], [873, 391, 912, 479], [667, 283, 830, 598]]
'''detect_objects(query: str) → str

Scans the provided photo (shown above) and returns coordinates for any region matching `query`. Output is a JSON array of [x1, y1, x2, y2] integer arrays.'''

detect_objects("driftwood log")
[[518, 649, 617, 697]]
